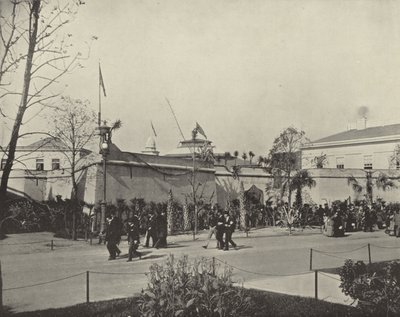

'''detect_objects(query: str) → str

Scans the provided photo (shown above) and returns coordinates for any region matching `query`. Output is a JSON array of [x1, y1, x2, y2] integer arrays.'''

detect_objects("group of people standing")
[[203, 209, 237, 251], [104, 210, 169, 261], [144, 211, 168, 249], [104, 211, 142, 261], [317, 201, 400, 237]]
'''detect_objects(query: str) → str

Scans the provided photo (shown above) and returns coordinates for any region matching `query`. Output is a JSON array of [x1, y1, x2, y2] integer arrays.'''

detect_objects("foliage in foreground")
[[339, 259, 400, 316], [5, 289, 363, 317], [4, 289, 362, 317], [138, 255, 252, 317]]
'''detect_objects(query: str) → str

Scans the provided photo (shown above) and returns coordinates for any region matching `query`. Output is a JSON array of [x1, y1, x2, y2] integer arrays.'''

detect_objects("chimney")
[[356, 117, 367, 130]]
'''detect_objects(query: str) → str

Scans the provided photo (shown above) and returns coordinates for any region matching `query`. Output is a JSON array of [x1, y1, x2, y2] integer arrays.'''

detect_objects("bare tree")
[[47, 96, 97, 240], [0, 0, 93, 215], [268, 127, 308, 208]]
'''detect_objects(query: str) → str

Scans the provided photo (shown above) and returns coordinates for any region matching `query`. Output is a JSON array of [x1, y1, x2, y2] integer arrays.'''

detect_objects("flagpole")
[[98, 63, 101, 126]]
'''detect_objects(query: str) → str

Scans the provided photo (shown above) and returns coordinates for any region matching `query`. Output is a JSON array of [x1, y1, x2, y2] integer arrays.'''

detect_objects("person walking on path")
[[105, 212, 123, 260], [154, 211, 168, 249], [223, 210, 237, 251], [215, 210, 225, 249], [145, 212, 157, 248], [127, 214, 142, 261], [202, 209, 218, 249]]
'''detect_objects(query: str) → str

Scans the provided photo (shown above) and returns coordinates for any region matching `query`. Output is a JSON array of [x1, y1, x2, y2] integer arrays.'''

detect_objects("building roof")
[[16, 137, 69, 151], [313, 124, 400, 144], [17, 137, 91, 154]]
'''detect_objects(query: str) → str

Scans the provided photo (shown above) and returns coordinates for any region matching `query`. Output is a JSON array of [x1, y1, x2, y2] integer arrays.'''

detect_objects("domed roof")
[[145, 136, 156, 150], [142, 136, 159, 155]]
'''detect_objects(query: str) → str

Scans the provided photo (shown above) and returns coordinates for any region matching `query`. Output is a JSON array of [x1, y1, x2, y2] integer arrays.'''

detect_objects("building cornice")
[[302, 134, 400, 150], [105, 160, 215, 173]]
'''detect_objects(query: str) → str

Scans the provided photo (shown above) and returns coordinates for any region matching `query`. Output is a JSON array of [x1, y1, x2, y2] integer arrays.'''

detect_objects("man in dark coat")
[[127, 215, 142, 261], [224, 210, 237, 251], [154, 212, 168, 249], [145, 212, 157, 248], [105, 212, 123, 260], [215, 210, 225, 250]]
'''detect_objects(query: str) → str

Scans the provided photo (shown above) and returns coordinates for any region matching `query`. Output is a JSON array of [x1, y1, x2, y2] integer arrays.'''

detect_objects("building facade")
[[301, 123, 400, 204], [1, 136, 272, 208], [302, 123, 400, 170]]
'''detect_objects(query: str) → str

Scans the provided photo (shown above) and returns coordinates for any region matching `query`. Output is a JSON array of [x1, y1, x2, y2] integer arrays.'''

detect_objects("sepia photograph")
[[1, 0, 400, 316]]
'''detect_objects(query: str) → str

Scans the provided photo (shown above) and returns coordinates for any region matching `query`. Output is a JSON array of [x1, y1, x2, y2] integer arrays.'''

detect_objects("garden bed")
[[4, 288, 362, 317]]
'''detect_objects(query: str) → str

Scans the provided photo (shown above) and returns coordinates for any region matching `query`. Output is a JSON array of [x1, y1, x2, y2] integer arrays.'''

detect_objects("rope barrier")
[[370, 243, 400, 249], [313, 244, 367, 254], [214, 257, 311, 277], [90, 271, 148, 275], [313, 251, 366, 262], [3, 272, 85, 291]]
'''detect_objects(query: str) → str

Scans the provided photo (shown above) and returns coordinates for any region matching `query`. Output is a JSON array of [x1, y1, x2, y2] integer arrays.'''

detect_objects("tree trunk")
[[71, 163, 78, 240], [182, 202, 190, 231], [0, 0, 41, 217], [295, 188, 302, 208], [239, 182, 247, 230], [167, 189, 174, 235]]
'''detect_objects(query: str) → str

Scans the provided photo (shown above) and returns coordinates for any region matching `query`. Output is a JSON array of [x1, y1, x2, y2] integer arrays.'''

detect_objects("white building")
[[302, 123, 400, 170], [300, 123, 400, 204]]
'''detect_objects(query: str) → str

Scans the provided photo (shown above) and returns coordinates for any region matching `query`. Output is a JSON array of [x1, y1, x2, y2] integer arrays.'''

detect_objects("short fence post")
[[368, 243, 372, 264], [86, 271, 90, 303], [0, 260, 3, 312], [51, 240, 54, 251], [309, 248, 313, 271], [314, 270, 318, 300], [212, 257, 215, 276]]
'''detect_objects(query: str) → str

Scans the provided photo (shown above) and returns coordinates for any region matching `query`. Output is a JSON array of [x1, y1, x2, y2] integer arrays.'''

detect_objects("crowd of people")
[[103, 209, 169, 261], [295, 200, 400, 238], [101, 198, 400, 261]]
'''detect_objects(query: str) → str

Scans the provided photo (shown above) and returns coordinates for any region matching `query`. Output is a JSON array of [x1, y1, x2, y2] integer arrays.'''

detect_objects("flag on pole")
[[99, 64, 107, 97], [151, 121, 157, 137], [196, 122, 207, 139]]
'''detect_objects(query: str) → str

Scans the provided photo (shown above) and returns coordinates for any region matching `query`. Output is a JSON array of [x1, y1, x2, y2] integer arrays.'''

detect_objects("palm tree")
[[242, 152, 248, 164], [348, 171, 396, 204], [234, 150, 239, 165], [249, 151, 255, 165], [290, 170, 316, 209], [257, 156, 264, 166], [224, 151, 231, 165]]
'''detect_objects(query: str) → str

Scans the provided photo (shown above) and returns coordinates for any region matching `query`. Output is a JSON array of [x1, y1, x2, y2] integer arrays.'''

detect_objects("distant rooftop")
[[17, 137, 69, 151], [311, 123, 400, 144]]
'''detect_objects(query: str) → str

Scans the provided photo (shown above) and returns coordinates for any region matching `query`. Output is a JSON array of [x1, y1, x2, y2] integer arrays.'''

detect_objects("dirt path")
[[1, 228, 399, 313]]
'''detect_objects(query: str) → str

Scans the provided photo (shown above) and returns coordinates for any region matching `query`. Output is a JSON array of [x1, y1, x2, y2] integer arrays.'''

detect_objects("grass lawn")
[[3, 288, 362, 317]]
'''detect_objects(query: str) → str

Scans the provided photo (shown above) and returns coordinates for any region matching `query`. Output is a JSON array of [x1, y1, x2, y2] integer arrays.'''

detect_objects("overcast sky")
[[4, 0, 400, 156]]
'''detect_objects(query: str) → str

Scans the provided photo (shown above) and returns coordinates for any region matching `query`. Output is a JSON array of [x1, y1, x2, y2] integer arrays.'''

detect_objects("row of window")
[[1, 158, 61, 171], [335, 155, 373, 169], [334, 155, 400, 170]]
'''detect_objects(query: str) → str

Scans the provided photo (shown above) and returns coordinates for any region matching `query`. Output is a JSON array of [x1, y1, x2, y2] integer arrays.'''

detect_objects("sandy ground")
[[1, 227, 399, 313]]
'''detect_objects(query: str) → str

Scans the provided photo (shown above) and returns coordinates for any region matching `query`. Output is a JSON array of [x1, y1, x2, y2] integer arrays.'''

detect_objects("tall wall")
[[303, 168, 400, 205], [94, 160, 216, 205]]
